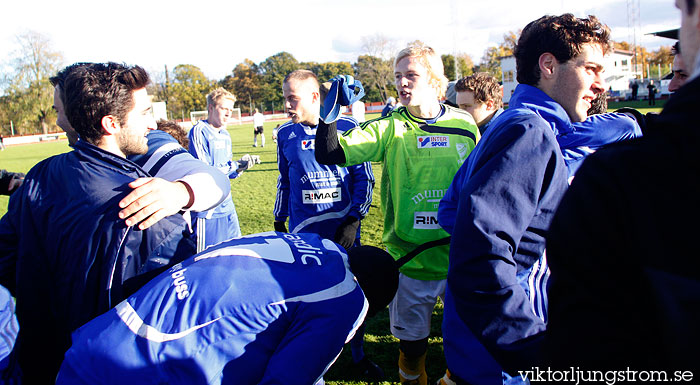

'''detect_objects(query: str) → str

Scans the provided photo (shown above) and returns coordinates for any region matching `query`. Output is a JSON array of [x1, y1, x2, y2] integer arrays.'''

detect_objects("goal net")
[[190, 108, 242, 125]]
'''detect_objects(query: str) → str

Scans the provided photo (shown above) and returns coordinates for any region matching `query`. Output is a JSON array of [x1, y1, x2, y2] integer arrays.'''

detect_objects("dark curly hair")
[[514, 14, 611, 86], [63, 62, 150, 145], [455, 72, 503, 109], [157, 120, 189, 149]]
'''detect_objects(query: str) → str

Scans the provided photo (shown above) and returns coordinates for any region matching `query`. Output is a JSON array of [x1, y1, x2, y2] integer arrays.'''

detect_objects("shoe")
[[253, 144, 257, 147], [355, 356, 385, 381]]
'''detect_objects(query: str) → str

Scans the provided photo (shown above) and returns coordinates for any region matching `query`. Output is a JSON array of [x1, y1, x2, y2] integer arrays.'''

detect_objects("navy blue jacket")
[[0, 140, 195, 383], [442, 84, 569, 384]]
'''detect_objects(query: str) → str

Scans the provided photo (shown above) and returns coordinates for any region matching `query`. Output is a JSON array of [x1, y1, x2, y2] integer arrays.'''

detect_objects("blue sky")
[[0, 0, 679, 81]]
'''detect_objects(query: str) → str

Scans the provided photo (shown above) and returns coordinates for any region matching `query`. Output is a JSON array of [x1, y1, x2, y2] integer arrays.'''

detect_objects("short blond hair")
[[206, 87, 236, 108], [394, 41, 448, 99]]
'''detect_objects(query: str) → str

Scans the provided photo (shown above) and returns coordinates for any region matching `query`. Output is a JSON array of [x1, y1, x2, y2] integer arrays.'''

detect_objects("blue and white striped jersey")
[[274, 117, 374, 240], [188, 120, 238, 219], [57, 232, 367, 385]]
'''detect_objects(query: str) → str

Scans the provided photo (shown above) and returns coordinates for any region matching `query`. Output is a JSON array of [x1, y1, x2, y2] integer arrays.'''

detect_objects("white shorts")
[[389, 273, 446, 341]]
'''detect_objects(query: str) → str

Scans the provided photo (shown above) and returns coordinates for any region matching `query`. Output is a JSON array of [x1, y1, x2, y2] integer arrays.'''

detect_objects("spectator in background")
[[315, 41, 480, 385], [669, 41, 690, 92], [253, 108, 265, 147], [0, 134, 5, 150], [647, 79, 658, 105], [630, 79, 639, 100], [381, 96, 397, 117], [188, 88, 256, 252], [439, 14, 609, 384], [454, 72, 504, 135]]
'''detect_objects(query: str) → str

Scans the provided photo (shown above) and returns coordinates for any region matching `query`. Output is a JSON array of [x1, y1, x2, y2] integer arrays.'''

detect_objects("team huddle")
[[1, 6, 699, 385]]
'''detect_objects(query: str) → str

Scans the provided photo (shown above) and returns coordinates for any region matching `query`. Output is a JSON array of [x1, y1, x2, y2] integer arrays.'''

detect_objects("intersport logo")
[[417, 136, 449, 148]]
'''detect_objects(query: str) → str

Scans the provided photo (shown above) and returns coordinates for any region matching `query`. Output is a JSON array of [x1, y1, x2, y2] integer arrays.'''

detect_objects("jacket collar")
[[509, 84, 575, 136], [73, 140, 149, 176]]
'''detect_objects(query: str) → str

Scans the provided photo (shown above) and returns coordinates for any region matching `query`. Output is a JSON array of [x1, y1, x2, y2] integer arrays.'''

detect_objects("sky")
[[0, 0, 680, 82]]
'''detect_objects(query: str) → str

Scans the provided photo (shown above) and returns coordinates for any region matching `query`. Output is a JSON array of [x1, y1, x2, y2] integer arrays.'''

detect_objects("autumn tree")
[[442, 53, 475, 80], [1, 30, 63, 135], [259, 52, 300, 109], [222, 59, 264, 114], [476, 31, 518, 81], [167, 64, 213, 119], [302, 61, 354, 84]]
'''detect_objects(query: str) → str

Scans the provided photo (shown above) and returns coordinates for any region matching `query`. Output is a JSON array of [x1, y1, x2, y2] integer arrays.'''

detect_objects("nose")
[[592, 72, 606, 94], [668, 75, 681, 92], [285, 100, 292, 110]]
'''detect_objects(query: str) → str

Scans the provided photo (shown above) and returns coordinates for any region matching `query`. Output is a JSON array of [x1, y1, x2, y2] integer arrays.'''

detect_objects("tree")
[[476, 31, 518, 81], [259, 52, 300, 108], [168, 65, 212, 119], [303, 61, 354, 84], [221, 59, 264, 114], [2, 30, 63, 135], [354, 55, 394, 103], [442, 54, 475, 81]]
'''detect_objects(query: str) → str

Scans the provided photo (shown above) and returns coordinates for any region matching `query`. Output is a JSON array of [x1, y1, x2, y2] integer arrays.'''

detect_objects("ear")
[[101, 115, 121, 135], [538, 52, 558, 80], [485, 99, 496, 112], [312, 90, 321, 105]]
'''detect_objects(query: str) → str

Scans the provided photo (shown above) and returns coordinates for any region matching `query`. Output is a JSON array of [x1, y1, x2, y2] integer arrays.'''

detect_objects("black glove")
[[334, 216, 360, 250], [274, 221, 287, 233]]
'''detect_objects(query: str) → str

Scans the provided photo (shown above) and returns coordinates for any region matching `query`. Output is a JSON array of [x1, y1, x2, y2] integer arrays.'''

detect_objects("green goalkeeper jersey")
[[339, 105, 479, 280]]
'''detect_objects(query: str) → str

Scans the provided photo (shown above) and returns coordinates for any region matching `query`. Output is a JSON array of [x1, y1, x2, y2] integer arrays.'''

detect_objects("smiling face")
[[116, 88, 155, 155], [283, 78, 320, 127], [547, 43, 606, 122], [394, 56, 438, 108]]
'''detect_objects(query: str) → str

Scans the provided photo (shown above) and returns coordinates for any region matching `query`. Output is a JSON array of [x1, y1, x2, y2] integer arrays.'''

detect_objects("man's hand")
[[334, 216, 360, 250], [274, 221, 288, 233], [119, 178, 193, 230], [7, 176, 23, 194]]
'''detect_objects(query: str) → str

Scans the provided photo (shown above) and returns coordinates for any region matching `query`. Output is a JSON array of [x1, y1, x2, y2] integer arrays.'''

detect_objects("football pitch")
[[0, 114, 447, 384]]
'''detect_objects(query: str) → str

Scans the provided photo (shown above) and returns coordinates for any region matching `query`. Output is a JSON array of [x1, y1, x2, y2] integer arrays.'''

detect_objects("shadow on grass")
[[325, 302, 446, 385]]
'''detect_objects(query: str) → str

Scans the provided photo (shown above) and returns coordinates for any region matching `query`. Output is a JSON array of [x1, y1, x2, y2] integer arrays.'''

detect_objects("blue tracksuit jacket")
[[187, 120, 238, 220], [441, 84, 569, 384], [0, 140, 196, 383], [439, 107, 642, 235], [57, 232, 367, 385], [274, 117, 374, 241]]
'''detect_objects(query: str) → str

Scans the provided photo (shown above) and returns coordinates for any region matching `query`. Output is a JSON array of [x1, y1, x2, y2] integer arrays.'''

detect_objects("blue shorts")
[[193, 210, 241, 252]]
